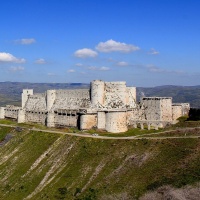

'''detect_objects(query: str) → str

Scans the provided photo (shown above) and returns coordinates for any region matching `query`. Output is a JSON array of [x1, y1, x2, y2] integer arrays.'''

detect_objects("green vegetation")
[[0, 124, 200, 200], [0, 126, 13, 141]]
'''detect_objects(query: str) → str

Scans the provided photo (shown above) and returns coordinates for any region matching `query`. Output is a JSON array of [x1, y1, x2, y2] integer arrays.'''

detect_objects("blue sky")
[[0, 0, 200, 86]]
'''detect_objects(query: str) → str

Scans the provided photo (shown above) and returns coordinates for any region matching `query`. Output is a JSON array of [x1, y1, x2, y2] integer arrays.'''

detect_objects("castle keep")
[[0, 80, 190, 133]]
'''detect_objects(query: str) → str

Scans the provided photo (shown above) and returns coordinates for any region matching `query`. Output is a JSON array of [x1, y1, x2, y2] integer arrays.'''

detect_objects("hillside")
[[0, 125, 200, 199], [0, 82, 200, 108]]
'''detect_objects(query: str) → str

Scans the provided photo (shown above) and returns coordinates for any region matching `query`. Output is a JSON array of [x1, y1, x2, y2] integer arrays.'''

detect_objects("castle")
[[0, 80, 190, 133]]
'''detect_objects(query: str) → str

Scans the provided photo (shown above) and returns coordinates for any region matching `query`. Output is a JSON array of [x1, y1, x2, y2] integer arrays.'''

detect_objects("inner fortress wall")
[[25, 94, 46, 111], [25, 111, 46, 125], [126, 87, 137, 108], [22, 89, 33, 108], [172, 104, 183, 121], [53, 89, 90, 109], [141, 98, 162, 121], [104, 82, 127, 108], [160, 98, 172, 121]]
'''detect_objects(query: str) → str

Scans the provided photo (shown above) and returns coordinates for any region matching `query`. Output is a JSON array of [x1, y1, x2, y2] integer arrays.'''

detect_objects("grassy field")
[[0, 123, 200, 200]]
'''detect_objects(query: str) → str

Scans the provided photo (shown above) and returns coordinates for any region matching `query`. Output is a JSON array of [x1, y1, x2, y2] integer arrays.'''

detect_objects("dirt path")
[[0, 124, 200, 140]]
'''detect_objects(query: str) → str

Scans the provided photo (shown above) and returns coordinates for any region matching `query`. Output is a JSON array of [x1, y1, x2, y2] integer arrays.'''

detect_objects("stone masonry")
[[0, 80, 190, 133]]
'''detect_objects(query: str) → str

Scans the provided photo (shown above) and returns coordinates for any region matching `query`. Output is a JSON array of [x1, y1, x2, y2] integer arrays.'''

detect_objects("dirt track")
[[0, 123, 200, 140]]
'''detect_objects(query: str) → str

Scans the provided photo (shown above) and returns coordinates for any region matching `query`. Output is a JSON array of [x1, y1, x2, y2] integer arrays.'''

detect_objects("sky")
[[0, 0, 200, 87]]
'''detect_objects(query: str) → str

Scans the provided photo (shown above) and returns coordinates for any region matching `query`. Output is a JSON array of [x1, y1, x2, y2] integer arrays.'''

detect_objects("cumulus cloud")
[[15, 38, 36, 45], [88, 66, 110, 71], [148, 48, 159, 55], [9, 66, 24, 72], [96, 39, 140, 53], [67, 69, 76, 73], [35, 58, 46, 64], [74, 48, 98, 58], [117, 61, 129, 66], [0, 52, 25, 63]]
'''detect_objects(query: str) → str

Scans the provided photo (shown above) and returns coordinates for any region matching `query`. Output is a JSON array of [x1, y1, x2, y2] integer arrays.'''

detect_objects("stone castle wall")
[[0, 80, 190, 133]]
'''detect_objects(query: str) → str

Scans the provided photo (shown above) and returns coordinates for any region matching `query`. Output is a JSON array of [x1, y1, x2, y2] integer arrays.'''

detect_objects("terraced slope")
[[0, 126, 200, 200]]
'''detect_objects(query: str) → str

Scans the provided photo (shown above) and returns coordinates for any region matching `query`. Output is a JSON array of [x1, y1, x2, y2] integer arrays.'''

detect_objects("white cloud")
[[0, 52, 25, 63], [75, 63, 83, 66], [146, 65, 185, 74], [9, 66, 25, 72], [99, 66, 110, 71], [15, 38, 36, 45], [35, 58, 46, 64], [88, 66, 110, 71], [96, 39, 140, 53], [117, 61, 129, 66], [74, 48, 98, 58], [148, 48, 159, 55], [68, 69, 76, 73]]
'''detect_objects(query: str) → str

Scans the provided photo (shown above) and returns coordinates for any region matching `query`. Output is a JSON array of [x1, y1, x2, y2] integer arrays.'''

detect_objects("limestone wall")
[[105, 111, 127, 133], [0, 107, 5, 119], [126, 87, 137, 108], [181, 103, 190, 115], [104, 82, 127, 109], [141, 98, 162, 121], [22, 89, 33, 108], [80, 114, 97, 130], [25, 111, 46, 124], [140, 97, 172, 121], [91, 80, 105, 106], [160, 98, 172, 121], [97, 111, 106, 129], [4, 106, 20, 119], [47, 113, 54, 127], [54, 110, 78, 127], [25, 94, 46, 112], [172, 105, 182, 120], [46, 90, 56, 111], [18, 109, 25, 123], [51, 89, 91, 110]]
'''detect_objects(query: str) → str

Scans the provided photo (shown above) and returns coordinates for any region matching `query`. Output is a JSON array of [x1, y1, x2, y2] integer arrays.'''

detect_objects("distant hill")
[[0, 82, 200, 108]]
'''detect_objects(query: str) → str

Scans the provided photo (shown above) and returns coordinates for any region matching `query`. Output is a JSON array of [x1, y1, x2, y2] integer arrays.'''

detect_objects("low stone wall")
[[54, 114, 78, 127], [4, 106, 20, 119], [25, 111, 47, 125], [80, 114, 97, 130], [172, 105, 182, 120]]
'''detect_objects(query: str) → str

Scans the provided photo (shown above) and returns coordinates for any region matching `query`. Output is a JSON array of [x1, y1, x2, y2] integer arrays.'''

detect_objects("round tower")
[[47, 112, 55, 127], [105, 111, 127, 133], [91, 80, 105, 107], [46, 90, 56, 111]]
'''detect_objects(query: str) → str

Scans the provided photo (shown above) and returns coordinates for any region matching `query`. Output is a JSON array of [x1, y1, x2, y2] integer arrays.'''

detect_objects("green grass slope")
[[0, 126, 200, 200]]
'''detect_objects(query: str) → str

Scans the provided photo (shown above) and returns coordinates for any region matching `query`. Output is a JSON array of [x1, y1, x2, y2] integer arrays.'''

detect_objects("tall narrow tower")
[[22, 89, 33, 108]]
